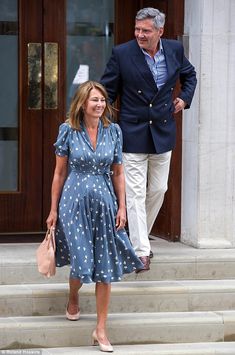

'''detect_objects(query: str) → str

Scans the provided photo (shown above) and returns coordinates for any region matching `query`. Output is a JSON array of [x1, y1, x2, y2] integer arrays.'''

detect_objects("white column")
[[181, 0, 235, 248]]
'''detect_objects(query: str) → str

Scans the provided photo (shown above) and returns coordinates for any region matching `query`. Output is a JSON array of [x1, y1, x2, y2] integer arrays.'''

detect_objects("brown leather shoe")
[[136, 256, 150, 273]]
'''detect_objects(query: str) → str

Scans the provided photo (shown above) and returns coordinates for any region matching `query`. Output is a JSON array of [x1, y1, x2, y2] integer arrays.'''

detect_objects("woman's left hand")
[[116, 206, 126, 231]]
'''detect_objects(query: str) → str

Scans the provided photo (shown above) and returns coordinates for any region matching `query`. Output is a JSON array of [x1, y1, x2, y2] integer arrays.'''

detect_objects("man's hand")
[[173, 97, 186, 114]]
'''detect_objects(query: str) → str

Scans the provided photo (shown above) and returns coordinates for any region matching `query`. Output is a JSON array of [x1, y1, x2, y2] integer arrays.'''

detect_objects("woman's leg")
[[95, 282, 111, 345], [68, 278, 82, 314]]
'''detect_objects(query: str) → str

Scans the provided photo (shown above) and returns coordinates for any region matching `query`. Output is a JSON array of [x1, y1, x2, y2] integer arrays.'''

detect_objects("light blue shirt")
[[142, 39, 168, 90]]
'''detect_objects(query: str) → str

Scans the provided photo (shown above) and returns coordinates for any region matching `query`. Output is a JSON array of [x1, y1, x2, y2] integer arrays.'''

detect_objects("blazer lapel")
[[131, 43, 157, 92], [130, 39, 180, 91], [161, 39, 179, 80]]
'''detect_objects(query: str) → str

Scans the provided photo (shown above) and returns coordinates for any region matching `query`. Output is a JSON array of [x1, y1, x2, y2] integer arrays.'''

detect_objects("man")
[[100, 7, 197, 272]]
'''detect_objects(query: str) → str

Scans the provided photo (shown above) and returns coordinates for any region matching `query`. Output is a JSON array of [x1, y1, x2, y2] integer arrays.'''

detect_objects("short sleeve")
[[54, 123, 71, 157], [112, 123, 123, 164]]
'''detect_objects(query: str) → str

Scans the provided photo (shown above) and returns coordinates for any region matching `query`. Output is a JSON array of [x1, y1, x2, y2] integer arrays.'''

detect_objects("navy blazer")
[[101, 39, 197, 154]]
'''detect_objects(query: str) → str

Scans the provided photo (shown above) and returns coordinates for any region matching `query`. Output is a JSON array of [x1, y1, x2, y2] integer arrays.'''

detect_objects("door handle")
[[44, 42, 58, 109], [27, 42, 58, 110], [28, 43, 42, 109]]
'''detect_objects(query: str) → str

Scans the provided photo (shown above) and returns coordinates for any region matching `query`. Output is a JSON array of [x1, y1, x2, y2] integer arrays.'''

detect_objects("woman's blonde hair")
[[67, 81, 113, 130]]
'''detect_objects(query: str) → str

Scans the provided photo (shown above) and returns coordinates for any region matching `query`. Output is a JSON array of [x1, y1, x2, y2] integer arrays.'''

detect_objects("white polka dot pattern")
[[54, 121, 143, 283]]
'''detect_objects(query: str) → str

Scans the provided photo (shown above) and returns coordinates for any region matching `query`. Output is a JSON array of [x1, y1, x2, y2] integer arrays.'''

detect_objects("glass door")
[[0, 0, 43, 236], [66, 0, 114, 110], [0, 0, 114, 239], [0, 0, 18, 192]]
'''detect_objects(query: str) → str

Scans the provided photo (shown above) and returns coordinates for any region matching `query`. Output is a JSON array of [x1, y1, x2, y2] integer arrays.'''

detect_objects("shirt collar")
[[159, 39, 163, 52]]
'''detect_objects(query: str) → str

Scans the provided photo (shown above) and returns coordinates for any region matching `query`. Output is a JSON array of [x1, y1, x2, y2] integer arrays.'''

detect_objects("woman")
[[46, 81, 143, 352]]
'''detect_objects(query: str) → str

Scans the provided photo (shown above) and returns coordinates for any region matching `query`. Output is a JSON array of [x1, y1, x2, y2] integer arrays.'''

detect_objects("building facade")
[[182, 0, 235, 248]]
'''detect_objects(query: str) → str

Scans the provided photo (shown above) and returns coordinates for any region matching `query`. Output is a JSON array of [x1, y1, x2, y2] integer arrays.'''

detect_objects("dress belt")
[[70, 170, 113, 176]]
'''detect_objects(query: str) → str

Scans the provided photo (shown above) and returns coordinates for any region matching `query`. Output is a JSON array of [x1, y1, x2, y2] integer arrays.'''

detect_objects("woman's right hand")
[[46, 210, 57, 230]]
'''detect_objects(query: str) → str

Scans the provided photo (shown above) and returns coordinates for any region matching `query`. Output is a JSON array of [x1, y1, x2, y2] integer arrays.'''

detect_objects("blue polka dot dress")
[[54, 121, 143, 283]]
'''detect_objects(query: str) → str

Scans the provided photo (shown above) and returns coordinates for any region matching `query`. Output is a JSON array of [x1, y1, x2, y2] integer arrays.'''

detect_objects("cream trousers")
[[123, 152, 172, 257]]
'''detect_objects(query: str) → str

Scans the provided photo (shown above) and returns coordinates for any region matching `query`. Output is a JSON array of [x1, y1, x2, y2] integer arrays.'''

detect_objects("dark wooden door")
[[0, 0, 66, 240], [0, 0, 183, 242], [115, 0, 184, 241]]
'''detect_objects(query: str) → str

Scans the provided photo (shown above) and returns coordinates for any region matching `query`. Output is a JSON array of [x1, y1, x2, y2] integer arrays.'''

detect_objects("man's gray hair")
[[136, 7, 165, 28]]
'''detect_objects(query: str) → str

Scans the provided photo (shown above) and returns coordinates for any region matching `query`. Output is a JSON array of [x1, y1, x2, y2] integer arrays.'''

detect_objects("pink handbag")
[[36, 228, 56, 277]]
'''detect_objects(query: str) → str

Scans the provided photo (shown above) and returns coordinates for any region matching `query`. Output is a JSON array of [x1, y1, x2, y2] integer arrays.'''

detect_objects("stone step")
[[1, 311, 235, 349], [18, 342, 235, 355], [1, 240, 235, 284], [2, 279, 235, 317]]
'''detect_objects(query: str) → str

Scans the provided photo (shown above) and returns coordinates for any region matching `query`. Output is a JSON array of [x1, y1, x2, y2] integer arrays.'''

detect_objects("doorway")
[[0, 0, 184, 242], [115, 0, 184, 241]]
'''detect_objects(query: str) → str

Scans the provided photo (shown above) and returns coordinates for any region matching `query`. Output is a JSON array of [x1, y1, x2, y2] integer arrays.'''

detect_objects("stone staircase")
[[1, 238, 235, 354]]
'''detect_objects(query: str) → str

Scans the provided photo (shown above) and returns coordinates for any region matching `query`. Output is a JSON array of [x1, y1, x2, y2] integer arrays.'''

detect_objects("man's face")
[[135, 18, 164, 54]]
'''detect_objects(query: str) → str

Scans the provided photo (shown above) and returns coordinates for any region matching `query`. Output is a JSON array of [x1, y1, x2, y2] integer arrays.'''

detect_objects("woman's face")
[[83, 88, 106, 119]]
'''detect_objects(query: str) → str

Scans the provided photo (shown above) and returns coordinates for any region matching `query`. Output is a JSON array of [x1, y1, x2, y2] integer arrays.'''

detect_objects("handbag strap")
[[46, 228, 56, 250]]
